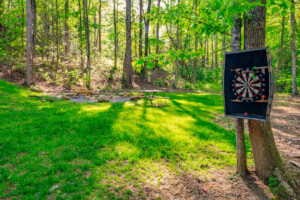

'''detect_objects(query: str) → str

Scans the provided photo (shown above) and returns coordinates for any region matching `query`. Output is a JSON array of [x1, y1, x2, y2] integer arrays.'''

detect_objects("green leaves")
[[268, 0, 291, 16], [281, 9, 288, 16], [271, 6, 280, 15]]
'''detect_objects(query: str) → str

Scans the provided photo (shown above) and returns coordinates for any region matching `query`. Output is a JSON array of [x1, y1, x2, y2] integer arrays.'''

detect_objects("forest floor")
[[0, 71, 300, 199], [0, 63, 222, 94], [213, 93, 300, 199]]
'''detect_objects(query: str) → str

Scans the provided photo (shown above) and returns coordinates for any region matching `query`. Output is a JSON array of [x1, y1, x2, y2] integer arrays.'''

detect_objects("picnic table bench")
[[138, 89, 170, 107]]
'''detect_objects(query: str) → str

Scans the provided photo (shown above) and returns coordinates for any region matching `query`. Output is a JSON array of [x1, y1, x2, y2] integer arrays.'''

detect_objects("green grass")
[[195, 80, 223, 93], [276, 74, 300, 94], [0, 79, 250, 199]]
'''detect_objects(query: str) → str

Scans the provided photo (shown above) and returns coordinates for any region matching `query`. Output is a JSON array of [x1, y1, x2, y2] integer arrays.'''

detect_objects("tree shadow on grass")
[[169, 95, 236, 147], [0, 86, 249, 199], [0, 91, 126, 199]]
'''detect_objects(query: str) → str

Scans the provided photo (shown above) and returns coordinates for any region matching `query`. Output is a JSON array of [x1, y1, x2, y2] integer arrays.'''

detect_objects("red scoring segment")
[[233, 68, 265, 102]]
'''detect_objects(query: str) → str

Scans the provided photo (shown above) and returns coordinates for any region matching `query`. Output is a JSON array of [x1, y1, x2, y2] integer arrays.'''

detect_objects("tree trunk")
[[142, 0, 151, 77], [113, 0, 117, 70], [245, 0, 299, 196], [193, 0, 198, 84], [32, 0, 37, 56], [123, 0, 133, 88], [223, 33, 226, 65], [56, 0, 59, 72], [174, 0, 180, 88], [78, 0, 84, 76], [116, 0, 119, 59], [43, 1, 50, 58], [215, 34, 218, 68], [51, 1, 55, 64], [211, 34, 214, 69], [231, 18, 242, 51], [275, 16, 285, 93], [0, 0, 3, 33], [65, 0, 70, 57], [155, 0, 161, 69], [291, 0, 298, 96], [98, 0, 102, 55], [202, 39, 206, 68], [83, 0, 91, 88], [135, 29, 138, 58], [25, 0, 34, 86], [132, 0, 137, 58], [206, 39, 209, 69], [93, 13, 96, 61], [22, 0, 26, 57], [231, 17, 248, 176], [139, 0, 143, 58]]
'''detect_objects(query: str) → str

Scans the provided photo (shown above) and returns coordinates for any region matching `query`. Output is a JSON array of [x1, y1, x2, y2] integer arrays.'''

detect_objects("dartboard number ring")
[[231, 68, 266, 103]]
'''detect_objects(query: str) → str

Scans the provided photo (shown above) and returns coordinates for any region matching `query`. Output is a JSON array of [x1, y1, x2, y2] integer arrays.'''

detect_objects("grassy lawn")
[[0, 79, 249, 199]]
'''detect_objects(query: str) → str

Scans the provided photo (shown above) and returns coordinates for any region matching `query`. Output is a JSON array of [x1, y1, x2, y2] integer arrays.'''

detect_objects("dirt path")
[[208, 94, 300, 200], [271, 94, 300, 178]]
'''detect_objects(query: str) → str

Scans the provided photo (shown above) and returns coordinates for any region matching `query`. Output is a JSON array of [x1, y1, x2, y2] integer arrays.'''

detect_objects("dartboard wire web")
[[231, 68, 266, 103]]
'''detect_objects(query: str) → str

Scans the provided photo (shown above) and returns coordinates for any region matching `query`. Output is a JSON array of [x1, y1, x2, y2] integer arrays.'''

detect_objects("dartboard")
[[232, 68, 266, 102]]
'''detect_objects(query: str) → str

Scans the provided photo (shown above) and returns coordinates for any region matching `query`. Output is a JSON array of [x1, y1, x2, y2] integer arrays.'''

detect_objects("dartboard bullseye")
[[231, 68, 266, 102]]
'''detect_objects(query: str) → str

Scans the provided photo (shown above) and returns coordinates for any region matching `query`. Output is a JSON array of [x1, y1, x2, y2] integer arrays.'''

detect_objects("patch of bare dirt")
[[99, 159, 273, 200], [212, 94, 300, 177], [271, 94, 300, 179], [211, 93, 300, 199], [138, 168, 272, 200]]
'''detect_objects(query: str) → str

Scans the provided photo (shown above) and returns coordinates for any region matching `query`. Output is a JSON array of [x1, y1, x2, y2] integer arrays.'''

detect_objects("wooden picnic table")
[[138, 89, 170, 107]]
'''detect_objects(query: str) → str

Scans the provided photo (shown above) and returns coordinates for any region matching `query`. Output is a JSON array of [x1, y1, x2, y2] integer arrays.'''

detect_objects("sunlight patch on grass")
[[0, 79, 245, 199], [79, 104, 112, 113]]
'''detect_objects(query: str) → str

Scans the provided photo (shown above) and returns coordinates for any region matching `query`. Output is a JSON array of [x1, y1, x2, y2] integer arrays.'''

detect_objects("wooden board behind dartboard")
[[223, 47, 274, 121]]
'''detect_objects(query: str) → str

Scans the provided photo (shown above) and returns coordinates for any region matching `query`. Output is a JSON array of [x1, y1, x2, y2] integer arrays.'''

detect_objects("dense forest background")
[[0, 0, 299, 93]]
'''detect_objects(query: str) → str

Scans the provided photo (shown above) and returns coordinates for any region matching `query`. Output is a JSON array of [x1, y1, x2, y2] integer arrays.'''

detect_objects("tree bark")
[[174, 0, 180, 88], [215, 34, 218, 68], [231, 18, 242, 51], [203, 39, 206, 68], [291, 0, 298, 96], [231, 17, 248, 176], [65, 0, 70, 57], [223, 33, 226, 65], [142, 0, 151, 77], [56, 0, 59, 72], [22, 0, 26, 56], [193, 0, 198, 84], [206, 39, 209, 69], [51, 1, 55, 64], [155, 0, 161, 69], [25, 0, 34, 85], [123, 0, 133, 88], [32, 0, 37, 56], [83, 0, 91, 88], [139, 0, 143, 58], [235, 118, 248, 175], [245, 0, 299, 195], [275, 16, 285, 93], [98, 0, 102, 55], [211, 34, 214, 69], [43, 1, 50, 58], [78, 0, 84, 76], [0, 0, 3, 33], [113, 0, 117, 70]]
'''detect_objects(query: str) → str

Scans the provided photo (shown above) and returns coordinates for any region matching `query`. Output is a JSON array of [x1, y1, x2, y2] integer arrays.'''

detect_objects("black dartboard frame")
[[223, 47, 274, 121]]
